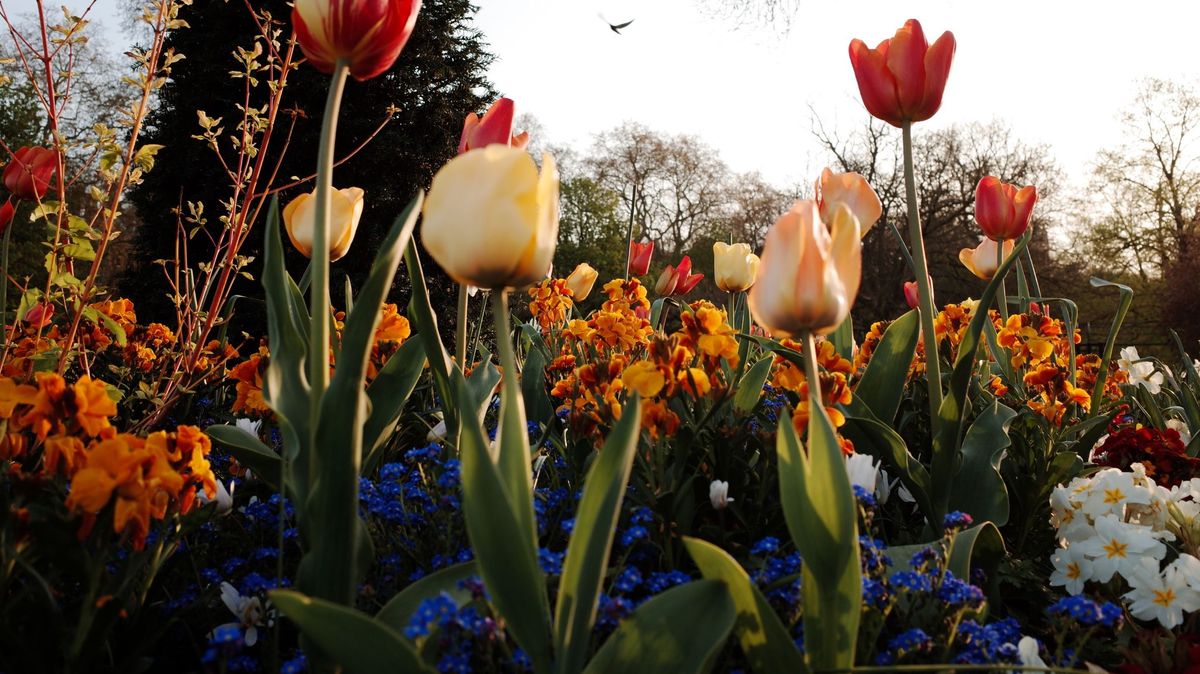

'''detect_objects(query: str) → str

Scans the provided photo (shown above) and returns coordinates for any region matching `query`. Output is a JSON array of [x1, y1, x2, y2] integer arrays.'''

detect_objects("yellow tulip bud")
[[422, 146, 559, 290], [815, 167, 882, 237], [958, 237, 1014, 280], [283, 187, 365, 262], [565, 263, 599, 301], [748, 201, 861, 337], [713, 241, 761, 292]]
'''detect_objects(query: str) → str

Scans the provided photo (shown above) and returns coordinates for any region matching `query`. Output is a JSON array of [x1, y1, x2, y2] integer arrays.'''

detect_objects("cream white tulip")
[[283, 186, 364, 262], [422, 146, 559, 290], [713, 242, 760, 292]]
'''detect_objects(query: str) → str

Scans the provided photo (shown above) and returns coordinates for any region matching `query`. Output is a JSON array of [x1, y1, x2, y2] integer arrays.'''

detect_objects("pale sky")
[[70, 0, 1200, 191]]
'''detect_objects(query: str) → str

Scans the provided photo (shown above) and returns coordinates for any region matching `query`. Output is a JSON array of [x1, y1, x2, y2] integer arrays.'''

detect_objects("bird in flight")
[[598, 13, 634, 34]]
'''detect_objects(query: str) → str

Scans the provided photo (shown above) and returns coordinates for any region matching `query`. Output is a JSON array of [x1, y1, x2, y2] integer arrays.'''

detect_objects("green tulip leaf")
[[855, 309, 919, 423], [205, 424, 281, 489], [376, 561, 479, 635], [948, 402, 1016, 527]]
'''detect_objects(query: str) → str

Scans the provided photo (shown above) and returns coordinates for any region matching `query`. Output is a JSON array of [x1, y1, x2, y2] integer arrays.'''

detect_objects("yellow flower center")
[[1102, 538, 1128, 559], [1066, 562, 1081, 580], [1103, 488, 1126, 505], [1153, 588, 1177, 608]]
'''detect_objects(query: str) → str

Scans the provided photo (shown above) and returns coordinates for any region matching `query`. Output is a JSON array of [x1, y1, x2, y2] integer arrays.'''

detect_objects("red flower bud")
[[292, 0, 421, 81], [458, 98, 530, 154], [0, 197, 14, 234], [974, 176, 1037, 241], [3, 147, 57, 201], [628, 241, 654, 277], [848, 19, 955, 128], [655, 256, 704, 297]]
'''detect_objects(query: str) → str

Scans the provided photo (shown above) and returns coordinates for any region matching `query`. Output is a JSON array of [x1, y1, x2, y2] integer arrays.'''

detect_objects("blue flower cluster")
[[1047, 595, 1123, 628]]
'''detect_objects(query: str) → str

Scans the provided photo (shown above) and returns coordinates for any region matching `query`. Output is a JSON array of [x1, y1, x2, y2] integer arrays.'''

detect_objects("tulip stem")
[[308, 61, 349, 420], [802, 331, 822, 415], [995, 240, 1009, 322], [624, 181, 638, 278], [1022, 245, 1043, 302], [456, 283, 469, 367], [886, 218, 917, 274], [901, 122, 943, 421]]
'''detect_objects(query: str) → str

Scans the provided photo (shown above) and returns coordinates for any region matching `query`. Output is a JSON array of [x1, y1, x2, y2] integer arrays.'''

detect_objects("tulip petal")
[[886, 20, 929, 118], [849, 39, 902, 127], [916, 30, 956, 122], [828, 205, 862, 320]]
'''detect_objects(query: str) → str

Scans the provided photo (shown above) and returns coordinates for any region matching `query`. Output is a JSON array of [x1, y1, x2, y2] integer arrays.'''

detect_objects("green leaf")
[[840, 397, 936, 527], [932, 234, 1030, 523], [522, 346, 555, 428], [304, 193, 423, 606], [554, 396, 643, 674], [403, 241, 458, 440], [270, 590, 434, 674], [1087, 277, 1134, 416], [454, 369, 553, 671], [733, 356, 773, 414], [376, 561, 479, 634], [776, 408, 860, 670], [205, 424, 281, 489], [362, 337, 427, 472], [683, 537, 805, 674], [855, 309, 919, 423], [948, 402, 1016, 527], [1170, 330, 1200, 434], [492, 312, 539, 548], [260, 197, 311, 503], [92, 308, 127, 347], [466, 349, 501, 421], [948, 522, 1006, 601], [62, 238, 96, 261], [831, 314, 854, 361], [583, 580, 735, 674]]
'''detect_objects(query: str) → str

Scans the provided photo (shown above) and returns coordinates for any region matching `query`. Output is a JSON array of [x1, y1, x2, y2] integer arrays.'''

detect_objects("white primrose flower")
[[197, 479, 235, 515], [1049, 546, 1094, 596], [1123, 556, 1200, 629], [1073, 514, 1165, 583], [709, 480, 733, 510], [216, 582, 270, 646], [1081, 469, 1151, 520], [235, 417, 262, 436], [844, 453, 880, 494], [1049, 485, 1094, 542], [1117, 346, 1164, 395]]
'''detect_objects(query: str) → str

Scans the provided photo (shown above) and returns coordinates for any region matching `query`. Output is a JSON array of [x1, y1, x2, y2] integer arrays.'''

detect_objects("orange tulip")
[[959, 237, 1014, 280], [292, 0, 421, 81], [458, 98, 530, 154], [748, 201, 861, 337], [848, 19, 956, 128], [815, 168, 882, 236], [565, 263, 599, 301], [975, 176, 1037, 241], [283, 187, 365, 261]]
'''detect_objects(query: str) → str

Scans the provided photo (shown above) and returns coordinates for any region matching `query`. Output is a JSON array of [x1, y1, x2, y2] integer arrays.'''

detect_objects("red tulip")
[[903, 281, 919, 310], [458, 98, 530, 154], [655, 256, 704, 297], [628, 241, 654, 277], [23, 302, 54, 329], [974, 176, 1037, 241], [848, 19, 955, 127], [3, 146, 57, 201], [0, 197, 14, 234], [292, 0, 421, 81], [903, 276, 933, 310]]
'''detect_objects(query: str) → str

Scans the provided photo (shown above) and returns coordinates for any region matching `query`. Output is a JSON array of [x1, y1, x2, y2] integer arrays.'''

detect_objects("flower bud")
[[292, 0, 421, 81], [283, 186, 364, 262]]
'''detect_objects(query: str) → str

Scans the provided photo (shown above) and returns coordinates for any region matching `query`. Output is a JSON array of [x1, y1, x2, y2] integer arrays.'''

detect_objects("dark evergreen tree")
[[126, 0, 496, 332]]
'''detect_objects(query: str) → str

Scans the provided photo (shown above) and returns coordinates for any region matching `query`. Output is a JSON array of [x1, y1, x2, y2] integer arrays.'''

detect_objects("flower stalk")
[[902, 121, 943, 420]]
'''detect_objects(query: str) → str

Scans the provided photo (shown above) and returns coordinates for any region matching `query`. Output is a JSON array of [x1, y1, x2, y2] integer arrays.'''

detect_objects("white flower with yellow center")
[[1049, 546, 1093, 595], [1081, 469, 1150, 519], [1123, 556, 1200, 629], [1074, 515, 1164, 583]]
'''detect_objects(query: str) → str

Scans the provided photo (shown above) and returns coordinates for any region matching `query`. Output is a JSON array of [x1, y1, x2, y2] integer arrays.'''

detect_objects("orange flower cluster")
[[0, 374, 215, 549], [528, 278, 574, 332], [1075, 353, 1128, 402], [562, 279, 653, 354], [769, 339, 854, 452], [227, 302, 412, 417], [853, 320, 890, 375]]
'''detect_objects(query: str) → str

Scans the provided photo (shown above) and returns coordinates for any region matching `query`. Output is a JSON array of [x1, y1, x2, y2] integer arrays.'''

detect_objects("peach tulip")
[[283, 187, 364, 262], [422, 146, 559, 290], [849, 19, 956, 128], [713, 242, 760, 292], [748, 201, 861, 337], [975, 176, 1037, 241], [565, 263, 599, 301], [815, 168, 882, 236], [959, 237, 1014, 280], [292, 0, 421, 81]]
